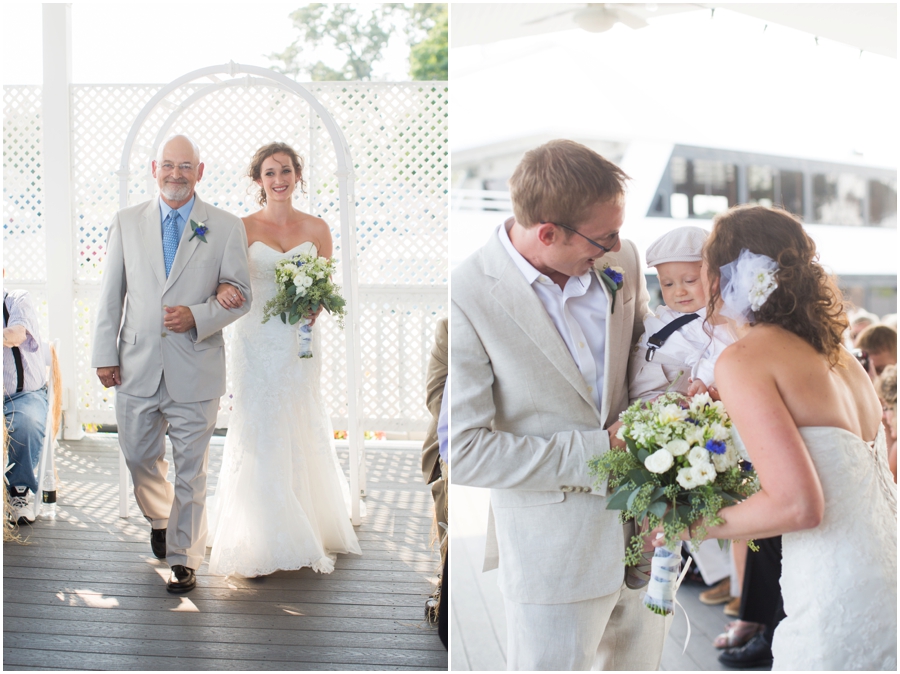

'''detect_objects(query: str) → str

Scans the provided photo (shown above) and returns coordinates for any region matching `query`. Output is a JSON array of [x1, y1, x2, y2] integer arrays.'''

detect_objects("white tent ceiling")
[[451, 3, 897, 59]]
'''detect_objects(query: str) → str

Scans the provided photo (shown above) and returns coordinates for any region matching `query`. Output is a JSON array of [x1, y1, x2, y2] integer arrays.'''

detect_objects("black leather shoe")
[[166, 565, 196, 594], [150, 528, 167, 559], [718, 633, 773, 669]]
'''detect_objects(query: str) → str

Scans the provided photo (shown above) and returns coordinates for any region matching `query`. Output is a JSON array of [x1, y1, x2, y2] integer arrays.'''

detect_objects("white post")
[[42, 3, 83, 440]]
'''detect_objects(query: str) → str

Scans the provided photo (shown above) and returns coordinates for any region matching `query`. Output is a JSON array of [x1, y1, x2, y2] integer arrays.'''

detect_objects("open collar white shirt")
[[499, 219, 608, 410]]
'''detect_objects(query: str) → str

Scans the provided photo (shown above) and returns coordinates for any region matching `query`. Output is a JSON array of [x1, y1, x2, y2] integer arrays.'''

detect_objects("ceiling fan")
[[524, 3, 652, 33]]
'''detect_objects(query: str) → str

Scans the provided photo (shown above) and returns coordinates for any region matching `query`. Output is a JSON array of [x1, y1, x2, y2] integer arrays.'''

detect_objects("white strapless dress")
[[208, 241, 361, 577], [737, 425, 897, 670]]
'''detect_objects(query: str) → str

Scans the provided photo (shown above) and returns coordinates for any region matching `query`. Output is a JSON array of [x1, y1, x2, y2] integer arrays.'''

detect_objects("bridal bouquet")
[[261, 253, 346, 358], [588, 392, 758, 615]]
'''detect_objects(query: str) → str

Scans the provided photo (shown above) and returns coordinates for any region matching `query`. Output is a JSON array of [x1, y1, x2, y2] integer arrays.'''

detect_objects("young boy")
[[625, 226, 737, 591], [629, 226, 733, 403]]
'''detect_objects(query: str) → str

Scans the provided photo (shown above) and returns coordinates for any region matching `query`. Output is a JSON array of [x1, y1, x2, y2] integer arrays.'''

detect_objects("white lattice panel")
[[3, 86, 46, 283], [4, 80, 448, 432]]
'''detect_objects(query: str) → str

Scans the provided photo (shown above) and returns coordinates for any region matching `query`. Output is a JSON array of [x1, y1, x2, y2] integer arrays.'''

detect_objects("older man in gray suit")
[[92, 135, 251, 593], [452, 140, 669, 669]]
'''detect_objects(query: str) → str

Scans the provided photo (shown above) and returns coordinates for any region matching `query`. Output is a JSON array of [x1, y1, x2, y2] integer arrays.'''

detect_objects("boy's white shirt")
[[638, 305, 734, 386]]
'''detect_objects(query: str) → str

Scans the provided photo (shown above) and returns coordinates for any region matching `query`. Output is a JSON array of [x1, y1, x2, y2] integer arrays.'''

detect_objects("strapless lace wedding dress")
[[737, 425, 897, 670], [208, 241, 361, 577]]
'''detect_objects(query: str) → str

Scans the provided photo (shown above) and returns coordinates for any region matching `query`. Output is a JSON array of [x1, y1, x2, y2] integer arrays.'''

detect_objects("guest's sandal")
[[714, 620, 763, 649]]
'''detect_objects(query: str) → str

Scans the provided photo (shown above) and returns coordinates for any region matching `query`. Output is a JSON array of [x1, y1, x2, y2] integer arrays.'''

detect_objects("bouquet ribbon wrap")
[[644, 540, 693, 654]]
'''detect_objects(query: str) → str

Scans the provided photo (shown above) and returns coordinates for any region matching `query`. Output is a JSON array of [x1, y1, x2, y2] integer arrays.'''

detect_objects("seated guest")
[[855, 324, 898, 379], [876, 364, 897, 482], [3, 288, 49, 525]]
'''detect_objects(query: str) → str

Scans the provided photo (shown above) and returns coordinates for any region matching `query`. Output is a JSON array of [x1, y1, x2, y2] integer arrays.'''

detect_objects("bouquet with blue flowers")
[[262, 253, 346, 358], [589, 391, 758, 614]]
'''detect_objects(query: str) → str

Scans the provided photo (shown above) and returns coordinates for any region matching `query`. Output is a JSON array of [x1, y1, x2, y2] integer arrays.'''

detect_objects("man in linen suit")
[[451, 140, 668, 669], [92, 135, 251, 593]]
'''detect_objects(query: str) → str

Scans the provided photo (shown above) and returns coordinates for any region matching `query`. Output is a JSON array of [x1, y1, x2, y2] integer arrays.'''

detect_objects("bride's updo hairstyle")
[[248, 142, 307, 205], [705, 204, 848, 367]]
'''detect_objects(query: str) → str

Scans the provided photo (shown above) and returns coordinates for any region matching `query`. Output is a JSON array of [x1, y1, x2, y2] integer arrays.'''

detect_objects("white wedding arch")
[[115, 63, 366, 523], [4, 12, 447, 529]]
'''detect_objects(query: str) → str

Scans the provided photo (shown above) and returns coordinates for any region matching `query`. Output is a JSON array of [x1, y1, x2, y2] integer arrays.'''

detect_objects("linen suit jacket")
[[91, 194, 252, 403], [451, 225, 651, 604], [422, 316, 449, 484]]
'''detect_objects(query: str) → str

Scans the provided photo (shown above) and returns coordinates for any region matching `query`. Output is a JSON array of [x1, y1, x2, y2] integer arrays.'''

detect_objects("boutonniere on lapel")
[[188, 219, 209, 243], [600, 263, 625, 313]]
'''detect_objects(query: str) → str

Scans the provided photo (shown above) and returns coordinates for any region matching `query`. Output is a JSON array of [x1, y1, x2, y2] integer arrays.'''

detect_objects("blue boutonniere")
[[600, 263, 625, 313], [189, 219, 209, 243]]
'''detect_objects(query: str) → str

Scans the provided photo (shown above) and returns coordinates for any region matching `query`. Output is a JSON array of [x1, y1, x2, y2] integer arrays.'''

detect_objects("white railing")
[[3, 80, 448, 436]]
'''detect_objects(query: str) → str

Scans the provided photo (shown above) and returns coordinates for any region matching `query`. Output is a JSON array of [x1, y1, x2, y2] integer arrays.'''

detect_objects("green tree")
[[407, 4, 448, 80], [269, 3, 397, 81], [269, 3, 447, 81]]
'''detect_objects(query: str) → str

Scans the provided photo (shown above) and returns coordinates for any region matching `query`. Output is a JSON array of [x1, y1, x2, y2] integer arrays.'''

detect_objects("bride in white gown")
[[655, 205, 896, 670], [208, 142, 361, 577]]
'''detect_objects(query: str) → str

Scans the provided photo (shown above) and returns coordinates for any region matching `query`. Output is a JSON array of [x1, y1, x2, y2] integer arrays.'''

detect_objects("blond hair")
[[508, 140, 629, 229]]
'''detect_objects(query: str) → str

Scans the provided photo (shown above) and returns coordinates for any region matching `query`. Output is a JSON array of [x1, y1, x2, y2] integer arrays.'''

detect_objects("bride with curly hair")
[[656, 205, 896, 670]]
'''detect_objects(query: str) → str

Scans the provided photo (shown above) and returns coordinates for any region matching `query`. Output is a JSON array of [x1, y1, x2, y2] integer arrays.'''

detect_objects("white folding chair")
[[30, 339, 59, 521]]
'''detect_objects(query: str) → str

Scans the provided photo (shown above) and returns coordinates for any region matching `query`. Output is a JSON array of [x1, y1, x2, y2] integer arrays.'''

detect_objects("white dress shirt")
[[638, 305, 734, 385], [499, 219, 608, 409]]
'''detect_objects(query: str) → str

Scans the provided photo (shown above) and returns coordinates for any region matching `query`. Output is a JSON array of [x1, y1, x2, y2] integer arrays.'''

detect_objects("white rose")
[[676, 467, 697, 489], [685, 426, 706, 447], [292, 273, 305, 288], [711, 450, 731, 472], [687, 446, 710, 467], [644, 448, 674, 474], [691, 462, 716, 486], [664, 439, 691, 457], [711, 423, 731, 442], [689, 392, 712, 414], [658, 403, 688, 425]]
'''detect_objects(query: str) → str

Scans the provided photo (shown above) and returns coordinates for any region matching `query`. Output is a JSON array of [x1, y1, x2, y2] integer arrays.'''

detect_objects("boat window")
[[868, 178, 897, 228], [812, 172, 865, 226]]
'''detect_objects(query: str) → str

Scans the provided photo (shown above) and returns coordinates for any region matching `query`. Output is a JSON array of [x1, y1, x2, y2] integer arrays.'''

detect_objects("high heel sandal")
[[714, 620, 763, 649]]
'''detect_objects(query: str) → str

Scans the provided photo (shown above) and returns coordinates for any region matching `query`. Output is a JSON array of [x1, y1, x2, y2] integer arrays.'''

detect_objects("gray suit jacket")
[[451, 225, 650, 604], [91, 194, 251, 403]]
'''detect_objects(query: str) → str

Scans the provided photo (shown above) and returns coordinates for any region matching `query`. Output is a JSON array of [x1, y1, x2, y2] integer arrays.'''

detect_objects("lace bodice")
[[734, 425, 897, 670]]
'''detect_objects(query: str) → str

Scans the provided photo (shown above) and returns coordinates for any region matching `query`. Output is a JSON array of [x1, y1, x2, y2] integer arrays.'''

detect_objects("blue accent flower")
[[685, 418, 701, 425], [189, 219, 209, 243], [705, 439, 727, 455], [603, 266, 624, 286], [740, 460, 753, 472], [599, 264, 625, 313]]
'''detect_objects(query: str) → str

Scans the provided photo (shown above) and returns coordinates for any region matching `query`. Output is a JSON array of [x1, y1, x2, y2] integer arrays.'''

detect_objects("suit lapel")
[[139, 201, 166, 288], [594, 255, 625, 426], [485, 233, 599, 417], [164, 196, 207, 292]]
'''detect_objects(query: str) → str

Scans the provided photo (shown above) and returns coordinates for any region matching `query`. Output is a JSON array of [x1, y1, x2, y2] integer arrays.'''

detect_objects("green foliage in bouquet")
[[589, 392, 759, 565], [262, 253, 347, 328]]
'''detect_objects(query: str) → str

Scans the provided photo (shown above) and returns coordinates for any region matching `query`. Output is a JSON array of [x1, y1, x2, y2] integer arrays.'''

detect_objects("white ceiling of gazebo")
[[451, 3, 897, 58], [449, 5, 898, 166]]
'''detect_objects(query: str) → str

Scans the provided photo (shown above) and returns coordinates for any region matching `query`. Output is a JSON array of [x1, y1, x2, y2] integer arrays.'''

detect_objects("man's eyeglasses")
[[542, 221, 619, 253], [159, 162, 197, 173]]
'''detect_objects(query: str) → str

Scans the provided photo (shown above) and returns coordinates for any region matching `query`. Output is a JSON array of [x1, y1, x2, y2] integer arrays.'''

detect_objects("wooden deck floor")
[[451, 484, 769, 672], [4, 435, 447, 671]]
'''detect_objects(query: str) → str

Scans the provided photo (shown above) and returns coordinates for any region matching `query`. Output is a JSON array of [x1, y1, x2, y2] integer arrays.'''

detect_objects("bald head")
[[157, 135, 200, 164], [152, 134, 204, 208]]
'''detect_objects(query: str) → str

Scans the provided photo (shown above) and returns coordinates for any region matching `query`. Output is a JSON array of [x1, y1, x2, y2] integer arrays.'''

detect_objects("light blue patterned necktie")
[[162, 210, 180, 277]]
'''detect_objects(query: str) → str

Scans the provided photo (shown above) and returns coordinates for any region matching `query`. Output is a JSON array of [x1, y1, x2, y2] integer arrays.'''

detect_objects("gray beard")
[[160, 182, 192, 203]]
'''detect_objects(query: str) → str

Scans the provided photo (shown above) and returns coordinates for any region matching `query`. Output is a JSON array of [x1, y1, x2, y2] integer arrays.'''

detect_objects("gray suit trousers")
[[116, 374, 218, 569]]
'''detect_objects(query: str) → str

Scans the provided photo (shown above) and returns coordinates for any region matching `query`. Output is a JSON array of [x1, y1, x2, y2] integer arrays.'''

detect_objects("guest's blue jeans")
[[4, 386, 49, 494]]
